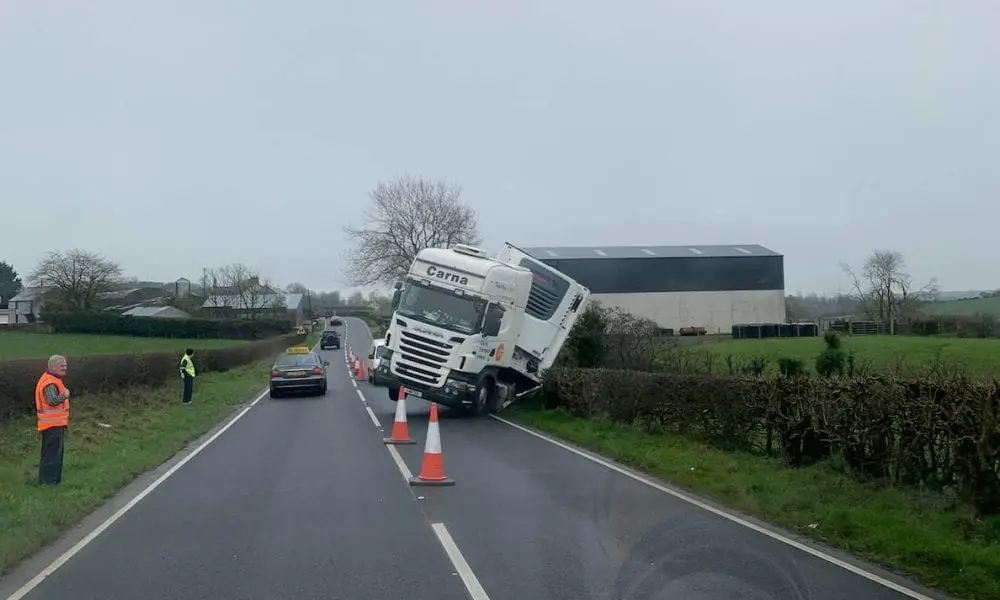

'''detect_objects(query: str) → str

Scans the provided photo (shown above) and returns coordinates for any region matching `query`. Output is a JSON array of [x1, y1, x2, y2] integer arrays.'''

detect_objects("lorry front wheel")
[[471, 379, 495, 417], [388, 385, 400, 402]]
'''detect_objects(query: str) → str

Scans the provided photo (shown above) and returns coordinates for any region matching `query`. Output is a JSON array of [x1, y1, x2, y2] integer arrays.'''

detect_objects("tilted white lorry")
[[377, 242, 590, 415]]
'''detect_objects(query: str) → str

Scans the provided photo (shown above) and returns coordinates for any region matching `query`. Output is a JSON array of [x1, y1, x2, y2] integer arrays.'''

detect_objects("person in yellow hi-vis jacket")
[[179, 348, 196, 404]]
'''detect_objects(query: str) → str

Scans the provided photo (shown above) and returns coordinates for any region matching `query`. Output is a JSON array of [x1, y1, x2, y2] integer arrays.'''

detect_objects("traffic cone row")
[[382, 386, 455, 487]]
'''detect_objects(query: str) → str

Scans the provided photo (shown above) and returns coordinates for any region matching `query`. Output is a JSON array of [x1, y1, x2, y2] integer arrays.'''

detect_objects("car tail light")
[[271, 370, 281, 378], [312, 366, 324, 375]]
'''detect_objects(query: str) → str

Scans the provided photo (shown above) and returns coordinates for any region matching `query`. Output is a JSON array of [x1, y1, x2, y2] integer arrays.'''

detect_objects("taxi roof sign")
[[286, 345, 312, 354]]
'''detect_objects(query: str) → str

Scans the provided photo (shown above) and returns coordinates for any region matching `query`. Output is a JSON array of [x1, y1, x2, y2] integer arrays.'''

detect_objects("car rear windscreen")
[[276, 354, 318, 367]]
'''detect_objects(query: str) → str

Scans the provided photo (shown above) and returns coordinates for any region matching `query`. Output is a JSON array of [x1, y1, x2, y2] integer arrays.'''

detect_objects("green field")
[[923, 296, 1000, 317], [683, 335, 1000, 376], [0, 332, 246, 360]]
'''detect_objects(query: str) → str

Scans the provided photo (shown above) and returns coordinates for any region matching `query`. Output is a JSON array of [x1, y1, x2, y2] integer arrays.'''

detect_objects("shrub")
[[558, 303, 606, 368], [541, 367, 1000, 515], [777, 357, 806, 377], [814, 331, 847, 376], [0, 333, 303, 423], [42, 311, 292, 340]]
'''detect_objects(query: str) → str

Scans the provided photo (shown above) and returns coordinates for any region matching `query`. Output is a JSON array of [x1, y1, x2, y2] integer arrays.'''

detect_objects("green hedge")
[[43, 312, 292, 340], [541, 367, 1000, 515], [0, 333, 304, 423]]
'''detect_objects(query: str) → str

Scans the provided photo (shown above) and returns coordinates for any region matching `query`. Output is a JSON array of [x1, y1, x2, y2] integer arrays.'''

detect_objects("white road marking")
[[365, 406, 382, 429], [350, 320, 491, 597], [492, 416, 935, 600], [431, 523, 491, 600], [6, 387, 271, 600], [386, 445, 414, 481]]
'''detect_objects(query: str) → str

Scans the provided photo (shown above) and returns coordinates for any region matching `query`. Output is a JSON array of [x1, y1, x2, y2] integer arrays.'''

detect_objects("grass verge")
[[507, 404, 1000, 600], [0, 360, 271, 575], [0, 331, 247, 360]]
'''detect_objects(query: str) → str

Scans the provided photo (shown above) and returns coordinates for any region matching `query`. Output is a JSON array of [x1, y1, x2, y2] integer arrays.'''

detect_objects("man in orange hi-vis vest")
[[35, 355, 71, 485]]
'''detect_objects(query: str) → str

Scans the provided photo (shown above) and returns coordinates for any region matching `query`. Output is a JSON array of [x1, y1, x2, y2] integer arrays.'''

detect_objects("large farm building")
[[522, 244, 786, 334]]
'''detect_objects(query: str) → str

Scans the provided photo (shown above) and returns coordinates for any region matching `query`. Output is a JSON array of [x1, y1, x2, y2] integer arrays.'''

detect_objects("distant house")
[[6, 286, 58, 323], [123, 306, 192, 319], [0, 307, 14, 325], [202, 290, 309, 324]]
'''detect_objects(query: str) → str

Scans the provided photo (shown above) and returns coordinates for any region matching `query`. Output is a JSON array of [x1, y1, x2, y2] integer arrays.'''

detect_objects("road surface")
[[0, 318, 947, 600]]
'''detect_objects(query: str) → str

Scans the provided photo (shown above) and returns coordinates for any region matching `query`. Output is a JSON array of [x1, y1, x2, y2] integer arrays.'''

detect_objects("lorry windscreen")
[[396, 281, 487, 335]]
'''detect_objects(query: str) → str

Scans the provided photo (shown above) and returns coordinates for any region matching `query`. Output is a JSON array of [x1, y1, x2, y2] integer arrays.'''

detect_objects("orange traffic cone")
[[356, 356, 366, 381], [409, 403, 455, 487], [383, 387, 416, 445]]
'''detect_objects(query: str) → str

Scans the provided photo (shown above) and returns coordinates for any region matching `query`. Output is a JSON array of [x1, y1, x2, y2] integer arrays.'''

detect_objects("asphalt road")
[[1, 317, 948, 600]]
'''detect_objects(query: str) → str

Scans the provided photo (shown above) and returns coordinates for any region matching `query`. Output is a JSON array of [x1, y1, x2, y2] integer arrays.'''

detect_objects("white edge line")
[[7, 387, 271, 600], [386, 445, 413, 482], [431, 523, 491, 600], [350, 318, 493, 600], [491, 416, 936, 600], [365, 406, 382, 429]]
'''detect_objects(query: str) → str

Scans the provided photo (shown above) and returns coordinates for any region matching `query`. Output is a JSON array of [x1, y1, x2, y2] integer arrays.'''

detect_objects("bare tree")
[[343, 175, 481, 286], [32, 249, 123, 310], [201, 267, 234, 309], [285, 282, 310, 294], [841, 250, 938, 326], [203, 263, 281, 319]]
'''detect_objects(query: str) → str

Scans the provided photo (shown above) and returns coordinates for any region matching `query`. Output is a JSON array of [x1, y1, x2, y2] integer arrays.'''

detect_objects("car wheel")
[[319, 384, 327, 396], [269, 388, 280, 399]]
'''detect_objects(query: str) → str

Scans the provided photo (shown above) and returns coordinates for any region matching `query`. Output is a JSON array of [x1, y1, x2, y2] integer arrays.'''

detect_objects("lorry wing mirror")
[[483, 311, 502, 337], [484, 319, 501, 337], [391, 289, 402, 310]]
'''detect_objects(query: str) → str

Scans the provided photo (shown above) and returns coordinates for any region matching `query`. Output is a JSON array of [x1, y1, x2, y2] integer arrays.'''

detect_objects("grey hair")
[[48, 355, 67, 369]]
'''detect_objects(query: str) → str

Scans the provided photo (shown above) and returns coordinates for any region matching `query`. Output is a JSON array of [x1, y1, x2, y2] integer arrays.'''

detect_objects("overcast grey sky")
[[2, 0, 997, 295]]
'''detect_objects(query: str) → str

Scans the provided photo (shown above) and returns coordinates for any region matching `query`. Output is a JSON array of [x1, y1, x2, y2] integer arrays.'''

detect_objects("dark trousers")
[[39, 426, 66, 485], [182, 374, 194, 403]]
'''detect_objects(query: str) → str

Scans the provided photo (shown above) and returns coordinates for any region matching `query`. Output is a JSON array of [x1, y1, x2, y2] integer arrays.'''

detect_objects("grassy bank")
[[0, 331, 246, 360], [0, 360, 271, 575], [508, 404, 1000, 600], [687, 335, 1000, 377]]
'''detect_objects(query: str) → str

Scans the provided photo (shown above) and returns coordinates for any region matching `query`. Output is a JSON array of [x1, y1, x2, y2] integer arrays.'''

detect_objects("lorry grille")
[[394, 330, 453, 386]]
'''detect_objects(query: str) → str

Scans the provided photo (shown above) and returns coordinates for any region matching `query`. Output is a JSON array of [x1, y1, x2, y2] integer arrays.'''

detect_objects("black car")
[[330, 318, 343, 327], [320, 329, 341, 350], [270, 346, 329, 398]]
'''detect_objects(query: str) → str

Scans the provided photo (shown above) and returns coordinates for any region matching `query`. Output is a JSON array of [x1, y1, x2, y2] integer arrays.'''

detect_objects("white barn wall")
[[589, 290, 786, 334]]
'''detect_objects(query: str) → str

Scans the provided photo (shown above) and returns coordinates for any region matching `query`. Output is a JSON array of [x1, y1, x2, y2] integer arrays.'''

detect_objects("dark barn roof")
[[522, 245, 785, 294], [521, 244, 781, 260]]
